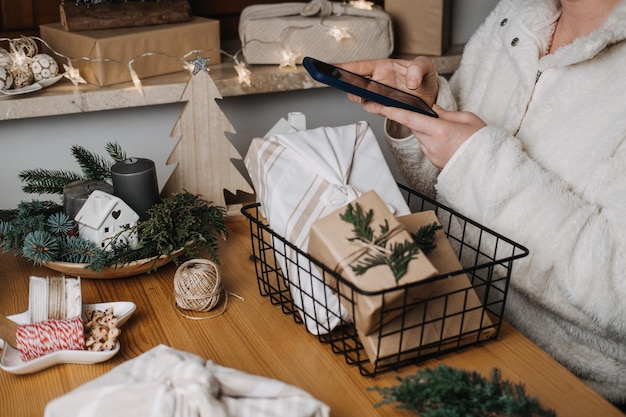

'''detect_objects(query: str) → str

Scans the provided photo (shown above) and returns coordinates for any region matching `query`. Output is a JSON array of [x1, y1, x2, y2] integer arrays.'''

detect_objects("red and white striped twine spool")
[[15, 316, 85, 362]]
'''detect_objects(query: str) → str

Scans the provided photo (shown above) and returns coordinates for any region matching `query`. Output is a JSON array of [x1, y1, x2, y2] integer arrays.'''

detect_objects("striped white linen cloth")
[[45, 345, 329, 417], [244, 121, 410, 334]]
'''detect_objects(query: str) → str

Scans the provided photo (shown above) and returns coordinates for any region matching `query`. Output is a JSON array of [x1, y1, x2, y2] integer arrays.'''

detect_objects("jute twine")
[[173, 259, 241, 320]]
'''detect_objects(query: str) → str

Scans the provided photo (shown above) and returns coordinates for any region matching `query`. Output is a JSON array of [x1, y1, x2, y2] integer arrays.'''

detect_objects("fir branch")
[[18, 168, 83, 195], [71, 144, 113, 181], [22, 230, 60, 265], [105, 141, 128, 163], [411, 222, 443, 254], [369, 364, 557, 417], [46, 212, 74, 235], [340, 202, 375, 242], [59, 235, 103, 264], [340, 202, 428, 282]]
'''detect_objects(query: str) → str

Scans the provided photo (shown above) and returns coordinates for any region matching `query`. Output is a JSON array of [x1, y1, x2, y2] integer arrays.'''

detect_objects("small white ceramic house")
[[75, 190, 139, 251]]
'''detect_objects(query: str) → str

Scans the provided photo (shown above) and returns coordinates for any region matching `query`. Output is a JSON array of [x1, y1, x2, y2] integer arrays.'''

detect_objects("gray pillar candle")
[[63, 179, 114, 220], [111, 157, 160, 221]]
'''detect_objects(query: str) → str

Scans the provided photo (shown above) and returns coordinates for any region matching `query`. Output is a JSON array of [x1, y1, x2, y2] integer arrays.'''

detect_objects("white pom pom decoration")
[[0, 66, 13, 90], [30, 54, 59, 82]]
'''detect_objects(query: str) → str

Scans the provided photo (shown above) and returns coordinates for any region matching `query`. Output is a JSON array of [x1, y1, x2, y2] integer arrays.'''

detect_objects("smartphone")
[[302, 56, 438, 118]]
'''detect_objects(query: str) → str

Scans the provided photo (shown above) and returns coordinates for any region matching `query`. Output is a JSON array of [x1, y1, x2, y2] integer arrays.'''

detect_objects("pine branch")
[[410, 222, 443, 254], [340, 203, 437, 282], [18, 168, 84, 195], [71, 144, 114, 181], [369, 365, 557, 417], [105, 141, 128, 163]]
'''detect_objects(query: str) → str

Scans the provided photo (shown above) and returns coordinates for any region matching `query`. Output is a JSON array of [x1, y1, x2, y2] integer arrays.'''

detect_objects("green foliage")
[[18, 142, 125, 195], [339, 202, 442, 281], [131, 190, 228, 265], [369, 364, 557, 417], [411, 222, 443, 255], [22, 230, 60, 266], [4, 143, 227, 273]]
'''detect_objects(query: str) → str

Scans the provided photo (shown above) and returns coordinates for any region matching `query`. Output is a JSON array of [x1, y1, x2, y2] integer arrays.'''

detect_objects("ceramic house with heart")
[[75, 190, 139, 250]]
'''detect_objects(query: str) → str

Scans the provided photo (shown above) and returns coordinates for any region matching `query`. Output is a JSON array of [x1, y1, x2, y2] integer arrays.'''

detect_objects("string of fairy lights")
[[0, 0, 375, 94]]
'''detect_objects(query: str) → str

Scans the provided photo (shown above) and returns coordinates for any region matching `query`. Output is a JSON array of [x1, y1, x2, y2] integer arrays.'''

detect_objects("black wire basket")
[[241, 183, 529, 377]]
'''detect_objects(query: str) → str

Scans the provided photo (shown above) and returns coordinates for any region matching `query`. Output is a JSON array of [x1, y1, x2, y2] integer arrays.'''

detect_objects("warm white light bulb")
[[234, 62, 252, 87], [328, 27, 352, 41], [130, 69, 143, 95], [279, 49, 300, 69], [350, 0, 374, 10], [62, 63, 86, 86]]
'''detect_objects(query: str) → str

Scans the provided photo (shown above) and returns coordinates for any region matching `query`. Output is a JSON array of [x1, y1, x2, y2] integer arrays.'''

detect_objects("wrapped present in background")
[[308, 190, 439, 335], [239, 0, 393, 65], [244, 120, 409, 335], [40, 17, 220, 86], [384, 0, 452, 56], [358, 211, 496, 366]]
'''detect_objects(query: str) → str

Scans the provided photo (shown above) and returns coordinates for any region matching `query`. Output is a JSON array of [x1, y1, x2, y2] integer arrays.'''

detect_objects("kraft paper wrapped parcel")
[[244, 121, 410, 335]]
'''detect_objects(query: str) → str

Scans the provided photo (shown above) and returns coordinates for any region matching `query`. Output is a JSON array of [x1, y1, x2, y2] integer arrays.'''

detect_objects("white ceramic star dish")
[[0, 301, 135, 375]]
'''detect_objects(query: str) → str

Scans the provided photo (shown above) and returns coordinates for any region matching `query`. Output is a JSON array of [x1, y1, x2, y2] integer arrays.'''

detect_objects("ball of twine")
[[174, 259, 224, 314]]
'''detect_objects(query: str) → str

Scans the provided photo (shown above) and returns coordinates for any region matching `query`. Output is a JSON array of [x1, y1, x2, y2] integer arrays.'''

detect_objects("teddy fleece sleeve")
[[436, 125, 626, 336]]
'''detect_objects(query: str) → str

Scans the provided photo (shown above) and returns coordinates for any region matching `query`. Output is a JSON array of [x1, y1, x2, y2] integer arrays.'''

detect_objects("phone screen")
[[303, 57, 438, 118]]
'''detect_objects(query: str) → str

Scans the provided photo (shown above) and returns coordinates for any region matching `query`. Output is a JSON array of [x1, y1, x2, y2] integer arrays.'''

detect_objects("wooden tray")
[[43, 249, 184, 279]]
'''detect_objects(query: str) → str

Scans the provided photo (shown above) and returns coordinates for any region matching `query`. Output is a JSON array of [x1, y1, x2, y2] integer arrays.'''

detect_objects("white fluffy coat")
[[385, 0, 626, 401]]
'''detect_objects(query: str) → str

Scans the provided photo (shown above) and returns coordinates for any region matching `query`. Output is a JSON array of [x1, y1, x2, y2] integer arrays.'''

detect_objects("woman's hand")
[[340, 57, 439, 111], [382, 105, 487, 169]]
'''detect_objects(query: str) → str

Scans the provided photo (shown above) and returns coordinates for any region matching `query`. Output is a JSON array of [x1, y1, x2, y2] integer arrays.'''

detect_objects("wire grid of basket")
[[241, 184, 529, 377]]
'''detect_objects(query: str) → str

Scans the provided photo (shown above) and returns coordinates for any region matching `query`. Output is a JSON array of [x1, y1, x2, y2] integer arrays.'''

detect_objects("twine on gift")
[[173, 259, 243, 320]]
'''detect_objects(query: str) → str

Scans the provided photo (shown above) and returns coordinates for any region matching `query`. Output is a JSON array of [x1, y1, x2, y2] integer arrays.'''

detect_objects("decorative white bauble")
[[0, 66, 13, 90], [11, 67, 32, 89], [30, 54, 59, 82], [0, 51, 11, 69]]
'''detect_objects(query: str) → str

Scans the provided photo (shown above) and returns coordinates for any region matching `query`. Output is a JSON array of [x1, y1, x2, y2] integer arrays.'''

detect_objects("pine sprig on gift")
[[352, 240, 422, 281], [369, 364, 557, 417], [410, 222, 443, 254], [340, 202, 442, 282]]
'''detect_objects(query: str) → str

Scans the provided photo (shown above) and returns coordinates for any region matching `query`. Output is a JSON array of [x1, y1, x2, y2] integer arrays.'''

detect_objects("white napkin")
[[245, 121, 409, 334], [44, 345, 329, 417]]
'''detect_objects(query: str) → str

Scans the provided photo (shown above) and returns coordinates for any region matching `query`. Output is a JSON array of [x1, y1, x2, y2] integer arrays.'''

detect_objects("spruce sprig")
[[339, 202, 441, 282], [18, 142, 124, 195], [369, 364, 557, 417]]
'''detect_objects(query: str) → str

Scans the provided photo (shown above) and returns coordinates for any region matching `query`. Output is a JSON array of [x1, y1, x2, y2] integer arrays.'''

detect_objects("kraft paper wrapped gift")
[[40, 17, 220, 86], [358, 211, 495, 366], [308, 190, 439, 335], [244, 121, 410, 335], [239, 0, 393, 64], [384, 0, 452, 56]]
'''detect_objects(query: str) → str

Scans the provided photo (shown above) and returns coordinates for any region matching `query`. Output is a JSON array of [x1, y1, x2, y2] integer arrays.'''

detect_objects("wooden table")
[[0, 219, 623, 417]]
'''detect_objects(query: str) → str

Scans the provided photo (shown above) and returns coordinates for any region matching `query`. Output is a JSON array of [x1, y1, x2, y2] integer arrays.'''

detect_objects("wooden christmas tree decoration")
[[163, 60, 253, 212]]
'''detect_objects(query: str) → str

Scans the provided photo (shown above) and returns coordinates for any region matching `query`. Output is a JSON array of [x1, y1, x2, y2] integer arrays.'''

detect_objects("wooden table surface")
[[0, 219, 623, 417]]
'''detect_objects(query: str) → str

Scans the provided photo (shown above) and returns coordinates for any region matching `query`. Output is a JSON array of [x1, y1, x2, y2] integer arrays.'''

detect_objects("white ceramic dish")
[[0, 75, 63, 96], [0, 301, 136, 374]]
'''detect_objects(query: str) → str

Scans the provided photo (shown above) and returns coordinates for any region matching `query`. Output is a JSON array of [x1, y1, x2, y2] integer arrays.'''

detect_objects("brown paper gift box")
[[358, 210, 496, 366], [40, 17, 220, 86], [308, 190, 438, 335], [384, 0, 452, 56]]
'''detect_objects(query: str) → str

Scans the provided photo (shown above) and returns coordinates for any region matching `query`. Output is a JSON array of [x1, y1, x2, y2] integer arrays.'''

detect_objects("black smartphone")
[[302, 56, 438, 118]]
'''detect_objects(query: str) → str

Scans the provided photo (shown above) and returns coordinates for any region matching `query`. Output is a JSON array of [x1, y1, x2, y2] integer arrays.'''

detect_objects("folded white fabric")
[[245, 121, 410, 334], [44, 345, 329, 417]]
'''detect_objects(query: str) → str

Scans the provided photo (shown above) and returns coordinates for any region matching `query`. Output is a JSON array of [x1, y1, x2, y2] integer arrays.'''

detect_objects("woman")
[[342, 0, 626, 403]]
